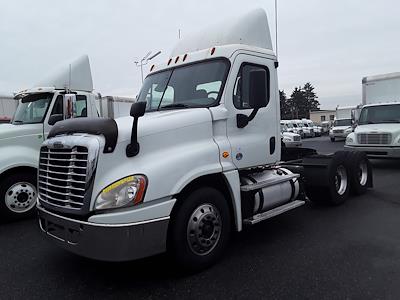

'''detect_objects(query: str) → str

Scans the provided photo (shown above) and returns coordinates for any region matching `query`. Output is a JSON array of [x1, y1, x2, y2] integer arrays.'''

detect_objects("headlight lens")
[[94, 175, 147, 210], [346, 137, 353, 143]]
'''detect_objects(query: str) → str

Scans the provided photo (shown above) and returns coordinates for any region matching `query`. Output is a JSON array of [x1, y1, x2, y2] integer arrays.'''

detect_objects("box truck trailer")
[[0, 94, 17, 123], [37, 9, 373, 271]]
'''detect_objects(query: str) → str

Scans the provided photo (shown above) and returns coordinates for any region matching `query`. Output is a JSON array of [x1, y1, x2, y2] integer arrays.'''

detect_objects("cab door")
[[225, 54, 280, 169]]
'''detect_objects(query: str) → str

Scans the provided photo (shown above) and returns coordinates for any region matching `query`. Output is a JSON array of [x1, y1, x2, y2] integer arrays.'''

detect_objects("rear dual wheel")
[[306, 152, 350, 205], [306, 151, 372, 205]]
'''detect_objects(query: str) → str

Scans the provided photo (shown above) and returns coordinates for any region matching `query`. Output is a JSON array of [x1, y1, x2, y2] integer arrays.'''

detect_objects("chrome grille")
[[38, 146, 88, 209], [357, 133, 392, 145], [333, 129, 344, 134]]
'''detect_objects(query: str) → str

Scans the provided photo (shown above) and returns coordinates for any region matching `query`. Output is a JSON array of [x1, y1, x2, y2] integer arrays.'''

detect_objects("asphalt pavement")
[[1, 136, 400, 299]]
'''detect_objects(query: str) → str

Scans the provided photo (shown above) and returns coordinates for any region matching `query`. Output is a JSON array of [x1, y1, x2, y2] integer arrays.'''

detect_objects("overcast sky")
[[1, 0, 399, 109]]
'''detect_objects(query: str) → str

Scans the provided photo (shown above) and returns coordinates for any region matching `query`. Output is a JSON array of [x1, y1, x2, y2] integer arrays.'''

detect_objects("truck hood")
[[0, 123, 42, 141], [355, 123, 400, 134], [115, 108, 213, 143]]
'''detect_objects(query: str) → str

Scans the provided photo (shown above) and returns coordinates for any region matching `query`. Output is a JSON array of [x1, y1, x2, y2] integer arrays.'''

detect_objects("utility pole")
[[134, 50, 162, 83]]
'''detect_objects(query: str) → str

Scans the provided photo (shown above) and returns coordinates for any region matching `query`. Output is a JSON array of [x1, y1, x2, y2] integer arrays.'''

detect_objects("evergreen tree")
[[279, 90, 291, 119]]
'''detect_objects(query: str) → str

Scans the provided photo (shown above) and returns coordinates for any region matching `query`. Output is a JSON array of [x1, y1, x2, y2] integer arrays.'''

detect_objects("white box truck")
[[329, 106, 356, 142], [37, 9, 373, 271], [346, 72, 400, 157]]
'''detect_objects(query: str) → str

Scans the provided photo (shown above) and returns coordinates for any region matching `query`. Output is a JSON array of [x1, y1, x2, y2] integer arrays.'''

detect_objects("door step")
[[243, 200, 305, 225], [240, 173, 299, 192]]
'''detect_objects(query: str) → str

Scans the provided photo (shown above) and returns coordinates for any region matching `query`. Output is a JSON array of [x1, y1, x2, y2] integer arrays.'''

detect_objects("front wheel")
[[168, 187, 232, 271], [0, 171, 37, 222]]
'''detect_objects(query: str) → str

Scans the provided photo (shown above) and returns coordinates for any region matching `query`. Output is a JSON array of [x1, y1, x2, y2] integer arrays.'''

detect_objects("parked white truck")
[[0, 56, 134, 221], [329, 106, 355, 142], [346, 72, 400, 157], [37, 9, 373, 271]]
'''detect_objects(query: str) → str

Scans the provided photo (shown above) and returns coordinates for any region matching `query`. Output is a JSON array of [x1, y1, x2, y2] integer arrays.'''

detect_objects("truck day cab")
[[0, 56, 134, 221], [346, 72, 400, 157], [37, 9, 373, 270]]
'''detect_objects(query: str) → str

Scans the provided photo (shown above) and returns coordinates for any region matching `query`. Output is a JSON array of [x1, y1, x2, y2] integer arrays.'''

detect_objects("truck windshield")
[[12, 93, 53, 125], [334, 119, 352, 126], [359, 104, 400, 124], [137, 59, 229, 111]]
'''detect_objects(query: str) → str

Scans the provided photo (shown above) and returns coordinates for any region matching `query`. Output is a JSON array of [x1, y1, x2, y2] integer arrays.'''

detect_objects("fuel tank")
[[240, 168, 300, 214]]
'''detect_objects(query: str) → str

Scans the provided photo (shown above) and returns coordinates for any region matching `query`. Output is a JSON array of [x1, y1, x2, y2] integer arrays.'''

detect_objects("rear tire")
[[306, 153, 350, 205], [345, 151, 372, 195], [168, 187, 231, 272], [0, 171, 37, 222]]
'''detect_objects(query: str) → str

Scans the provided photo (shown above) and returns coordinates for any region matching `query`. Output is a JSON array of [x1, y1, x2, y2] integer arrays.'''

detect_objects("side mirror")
[[126, 102, 147, 157], [63, 94, 77, 119], [130, 101, 146, 118], [248, 69, 268, 109], [48, 114, 63, 126], [237, 69, 268, 128]]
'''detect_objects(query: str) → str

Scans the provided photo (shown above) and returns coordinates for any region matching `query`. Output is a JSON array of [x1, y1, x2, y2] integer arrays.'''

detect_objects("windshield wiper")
[[159, 103, 191, 110]]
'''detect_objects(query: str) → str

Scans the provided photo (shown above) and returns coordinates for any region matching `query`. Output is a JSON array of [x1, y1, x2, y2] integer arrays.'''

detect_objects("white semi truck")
[[37, 9, 373, 271], [346, 72, 400, 157], [0, 55, 134, 221]]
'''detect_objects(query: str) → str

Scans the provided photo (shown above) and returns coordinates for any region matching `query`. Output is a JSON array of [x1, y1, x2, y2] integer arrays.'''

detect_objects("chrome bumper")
[[37, 205, 169, 262], [344, 145, 400, 158]]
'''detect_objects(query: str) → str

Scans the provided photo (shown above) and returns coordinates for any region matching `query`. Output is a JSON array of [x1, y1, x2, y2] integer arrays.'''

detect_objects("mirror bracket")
[[126, 102, 146, 158], [237, 109, 259, 128]]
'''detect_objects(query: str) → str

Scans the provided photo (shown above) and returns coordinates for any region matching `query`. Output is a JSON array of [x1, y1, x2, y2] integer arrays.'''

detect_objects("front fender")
[[0, 144, 40, 175]]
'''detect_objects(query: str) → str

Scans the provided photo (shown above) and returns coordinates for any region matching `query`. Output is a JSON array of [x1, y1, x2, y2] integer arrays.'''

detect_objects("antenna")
[[275, 0, 278, 60], [68, 63, 72, 92]]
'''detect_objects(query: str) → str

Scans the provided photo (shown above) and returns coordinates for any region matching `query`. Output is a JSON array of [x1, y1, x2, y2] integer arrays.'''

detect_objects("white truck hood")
[[355, 123, 400, 134], [0, 123, 42, 141], [115, 108, 213, 143]]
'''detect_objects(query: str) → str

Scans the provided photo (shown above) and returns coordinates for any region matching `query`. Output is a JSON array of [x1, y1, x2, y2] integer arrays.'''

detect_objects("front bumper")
[[37, 205, 169, 262], [344, 145, 400, 158], [284, 141, 302, 147], [330, 132, 350, 139]]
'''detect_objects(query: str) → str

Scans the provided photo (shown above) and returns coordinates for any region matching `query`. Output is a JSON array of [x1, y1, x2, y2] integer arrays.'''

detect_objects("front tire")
[[0, 171, 37, 222], [168, 187, 232, 271]]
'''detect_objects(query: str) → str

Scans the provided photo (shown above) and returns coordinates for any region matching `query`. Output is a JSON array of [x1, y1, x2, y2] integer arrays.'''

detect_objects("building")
[[309, 109, 335, 125]]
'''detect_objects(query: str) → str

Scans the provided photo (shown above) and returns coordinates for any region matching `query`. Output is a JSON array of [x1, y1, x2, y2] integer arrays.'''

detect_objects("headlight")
[[346, 137, 353, 143], [345, 128, 352, 133], [94, 175, 147, 210]]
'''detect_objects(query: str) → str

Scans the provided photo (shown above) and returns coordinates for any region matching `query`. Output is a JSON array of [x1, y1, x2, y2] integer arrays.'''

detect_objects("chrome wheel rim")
[[358, 161, 368, 186], [5, 182, 37, 213], [187, 203, 222, 256], [334, 165, 348, 195]]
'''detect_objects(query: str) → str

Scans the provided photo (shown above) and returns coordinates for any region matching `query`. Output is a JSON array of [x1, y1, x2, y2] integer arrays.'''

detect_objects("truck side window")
[[51, 95, 63, 115], [233, 63, 270, 109], [75, 95, 88, 117]]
